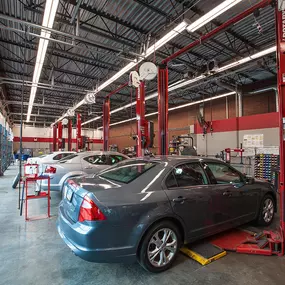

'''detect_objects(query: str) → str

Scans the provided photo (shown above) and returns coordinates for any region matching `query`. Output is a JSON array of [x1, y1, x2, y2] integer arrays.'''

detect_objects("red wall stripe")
[[13, 137, 103, 144], [196, 112, 279, 134]]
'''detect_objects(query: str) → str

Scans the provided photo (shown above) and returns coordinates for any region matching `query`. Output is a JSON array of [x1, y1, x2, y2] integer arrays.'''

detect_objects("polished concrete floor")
[[0, 165, 284, 285]]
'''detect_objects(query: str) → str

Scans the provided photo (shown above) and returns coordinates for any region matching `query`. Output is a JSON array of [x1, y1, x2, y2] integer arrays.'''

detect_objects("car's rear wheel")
[[138, 221, 181, 273], [257, 195, 275, 226]]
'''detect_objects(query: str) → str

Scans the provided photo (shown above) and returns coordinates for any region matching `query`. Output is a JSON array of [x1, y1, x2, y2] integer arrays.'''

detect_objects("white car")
[[27, 151, 76, 172]]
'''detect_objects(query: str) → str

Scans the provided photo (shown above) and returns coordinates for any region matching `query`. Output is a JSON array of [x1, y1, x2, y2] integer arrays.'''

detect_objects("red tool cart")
[[24, 175, 51, 221]]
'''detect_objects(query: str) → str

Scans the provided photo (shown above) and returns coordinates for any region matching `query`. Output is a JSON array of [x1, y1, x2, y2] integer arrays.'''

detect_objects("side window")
[[62, 153, 72, 159], [206, 163, 242, 184], [84, 155, 109, 165], [165, 172, 178, 188], [110, 155, 127, 165], [166, 163, 208, 188], [53, 154, 63, 160]]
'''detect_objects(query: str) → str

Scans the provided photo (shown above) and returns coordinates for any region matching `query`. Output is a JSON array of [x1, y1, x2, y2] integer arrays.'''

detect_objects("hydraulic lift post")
[[57, 121, 63, 150], [67, 119, 72, 151], [101, 82, 128, 151], [52, 124, 57, 152], [76, 113, 82, 152], [276, 4, 285, 238], [103, 98, 110, 151], [136, 81, 146, 157], [157, 65, 169, 155]]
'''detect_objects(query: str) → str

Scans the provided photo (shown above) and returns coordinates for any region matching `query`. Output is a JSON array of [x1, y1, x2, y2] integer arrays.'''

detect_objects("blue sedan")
[[57, 157, 276, 273]]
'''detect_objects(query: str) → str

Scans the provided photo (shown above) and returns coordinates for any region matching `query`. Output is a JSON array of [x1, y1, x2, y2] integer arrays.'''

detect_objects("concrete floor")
[[0, 165, 285, 285]]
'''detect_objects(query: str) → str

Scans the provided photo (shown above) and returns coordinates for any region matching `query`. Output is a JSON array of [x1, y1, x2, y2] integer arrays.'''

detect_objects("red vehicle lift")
[[76, 113, 82, 152], [136, 81, 146, 157], [156, 0, 284, 255], [102, 82, 128, 151], [58, 121, 63, 150], [158, 0, 273, 156], [67, 118, 72, 151], [103, 97, 110, 151], [52, 124, 57, 152]]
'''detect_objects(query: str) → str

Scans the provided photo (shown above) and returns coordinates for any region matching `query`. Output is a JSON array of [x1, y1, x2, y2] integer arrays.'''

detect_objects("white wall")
[[197, 128, 279, 156]]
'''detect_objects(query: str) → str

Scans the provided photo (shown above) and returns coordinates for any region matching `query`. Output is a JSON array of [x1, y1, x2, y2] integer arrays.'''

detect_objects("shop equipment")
[[225, 145, 244, 164], [169, 135, 197, 155], [24, 175, 51, 221], [181, 243, 226, 265]]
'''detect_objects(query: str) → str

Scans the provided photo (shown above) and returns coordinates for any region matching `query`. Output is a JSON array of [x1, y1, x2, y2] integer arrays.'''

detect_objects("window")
[[59, 154, 78, 163], [166, 163, 208, 188], [83, 155, 110, 165], [206, 162, 242, 184], [53, 154, 63, 160], [99, 161, 157, 183], [53, 153, 73, 161], [110, 155, 127, 165]]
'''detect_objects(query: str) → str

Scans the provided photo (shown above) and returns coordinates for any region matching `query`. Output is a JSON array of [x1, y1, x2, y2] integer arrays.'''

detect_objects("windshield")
[[98, 160, 158, 183], [58, 154, 78, 163]]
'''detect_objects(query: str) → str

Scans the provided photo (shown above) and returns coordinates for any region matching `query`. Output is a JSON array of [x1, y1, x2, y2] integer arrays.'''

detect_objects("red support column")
[[276, 6, 285, 235], [158, 65, 169, 155], [52, 125, 57, 152], [103, 98, 110, 151], [67, 119, 72, 151], [76, 114, 82, 152], [58, 121, 63, 150], [136, 81, 145, 157]]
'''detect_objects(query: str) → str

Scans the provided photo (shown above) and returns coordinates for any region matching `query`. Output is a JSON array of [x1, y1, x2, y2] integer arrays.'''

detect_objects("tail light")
[[45, 166, 57, 174], [78, 195, 106, 222]]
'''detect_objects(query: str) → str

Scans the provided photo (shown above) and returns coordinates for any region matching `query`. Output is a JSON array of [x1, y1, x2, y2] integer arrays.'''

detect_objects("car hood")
[[72, 175, 122, 193]]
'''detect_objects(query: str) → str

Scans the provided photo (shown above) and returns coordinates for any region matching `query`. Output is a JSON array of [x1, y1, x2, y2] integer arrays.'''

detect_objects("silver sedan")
[[40, 151, 129, 192]]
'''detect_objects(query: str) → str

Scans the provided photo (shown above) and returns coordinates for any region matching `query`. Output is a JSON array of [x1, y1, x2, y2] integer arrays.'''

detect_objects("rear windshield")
[[98, 161, 157, 184], [58, 154, 78, 163], [38, 155, 47, 158]]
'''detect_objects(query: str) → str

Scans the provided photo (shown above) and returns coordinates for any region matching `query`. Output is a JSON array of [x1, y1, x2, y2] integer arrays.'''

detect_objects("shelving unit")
[[0, 124, 13, 176], [254, 154, 279, 185]]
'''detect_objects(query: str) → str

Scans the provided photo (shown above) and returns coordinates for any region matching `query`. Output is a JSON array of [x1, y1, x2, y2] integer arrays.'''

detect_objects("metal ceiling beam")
[[62, 0, 146, 34], [190, 6, 259, 51], [3, 100, 70, 109], [0, 38, 120, 71], [0, 56, 104, 81], [132, 0, 169, 18], [9, 112, 59, 118]]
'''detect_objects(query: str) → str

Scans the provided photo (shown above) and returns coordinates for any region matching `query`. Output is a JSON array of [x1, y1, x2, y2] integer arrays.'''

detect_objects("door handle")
[[84, 166, 92, 169], [173, 196, 186, 203], [223, 191, 232, 197]]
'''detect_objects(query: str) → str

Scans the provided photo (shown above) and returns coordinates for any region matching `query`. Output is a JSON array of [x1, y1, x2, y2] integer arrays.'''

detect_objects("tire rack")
[[0, 124, 12, 176]]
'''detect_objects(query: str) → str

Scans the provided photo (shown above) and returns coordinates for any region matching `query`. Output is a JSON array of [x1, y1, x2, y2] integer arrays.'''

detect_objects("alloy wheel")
[[147, 228, 178, 268], [263, 198, 274, 223]]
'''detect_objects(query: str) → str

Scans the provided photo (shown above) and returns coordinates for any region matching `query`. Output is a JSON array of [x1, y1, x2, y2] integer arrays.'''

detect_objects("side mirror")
[[246, 177, 255, 185]]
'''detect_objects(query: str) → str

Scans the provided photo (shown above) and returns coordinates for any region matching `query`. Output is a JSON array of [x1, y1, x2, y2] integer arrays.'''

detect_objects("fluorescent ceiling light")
[[55, 0, 242, 125], [187, 0, 243, 32], [26, 0, 59, 122], [218, 46, 276, 73], [82, 45, 276, 126]]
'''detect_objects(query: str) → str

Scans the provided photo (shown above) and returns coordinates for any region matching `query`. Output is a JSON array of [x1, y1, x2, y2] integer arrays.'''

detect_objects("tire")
[[138, 221, 181, 273], [12, 173, 20, 189], [256, 194, 275, 226]]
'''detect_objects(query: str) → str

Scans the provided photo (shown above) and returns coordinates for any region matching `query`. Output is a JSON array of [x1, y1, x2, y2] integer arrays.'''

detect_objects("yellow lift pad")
[[181, 242, 226, 266]]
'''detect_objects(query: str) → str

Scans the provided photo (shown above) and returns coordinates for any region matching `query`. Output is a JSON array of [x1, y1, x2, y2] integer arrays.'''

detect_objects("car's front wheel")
[[257, 194, 275, 226], [138, 221, 181, 273]]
